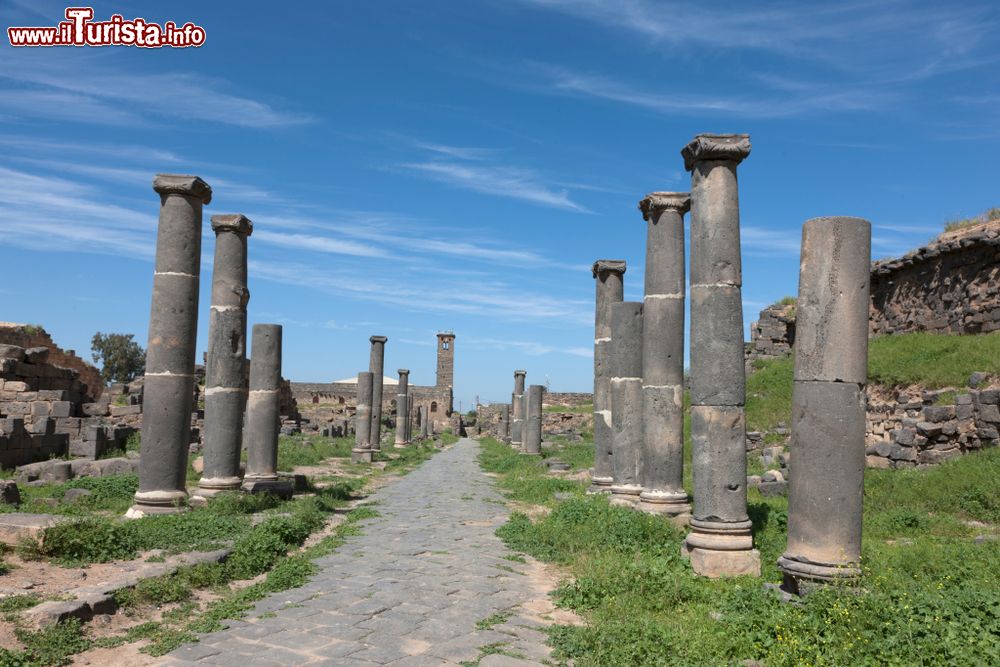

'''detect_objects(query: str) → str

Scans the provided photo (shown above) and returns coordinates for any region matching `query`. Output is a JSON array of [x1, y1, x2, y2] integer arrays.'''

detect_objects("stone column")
[[499, 404, 510, 443], [352, 372, 374, 463], [637, 194, 690, 516], [368, 336, 387, 450], [394, 369, 410, 447], [609, 301, 644, 506], [511, 370, 526, 448], [523, 384, 544, 455], [779, 217, 871, 592], [590, 260, 626, 494], [681, 133, 759, 577], [421, 405, 430, 438], [242, 324, 292, 498], [129, 174, 211, 518], [198, 214, 252, 498]]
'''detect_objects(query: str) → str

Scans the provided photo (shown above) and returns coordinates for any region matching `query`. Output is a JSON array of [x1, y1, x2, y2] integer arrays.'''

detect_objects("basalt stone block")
[[0, 344, 25, 361], [690, 405, 748, 524], [923, 405, 955, 423], [640, 297, 685, 386], [24, 347, 49, 364], [689, 285, 745, 406]]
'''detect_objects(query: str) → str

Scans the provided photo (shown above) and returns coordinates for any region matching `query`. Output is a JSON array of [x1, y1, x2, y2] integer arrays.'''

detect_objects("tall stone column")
[[420, 405, 430, 438], [242, 324, 291, 498], [590, 260, 626, 493], [198, 214, 252, 497], [368, 336, 387, 450], [499, 404, 510, 443], [779, 217, 871, 592], [394, 369, 410, 447], [129, 174, 211, 517], [352, 372, 374, 463], [523, 384, 544, 455], [681, 133, 759, 577], [609, 301, 644, 506], [510, 370, 526, 448], [636, 195, 690, 516]]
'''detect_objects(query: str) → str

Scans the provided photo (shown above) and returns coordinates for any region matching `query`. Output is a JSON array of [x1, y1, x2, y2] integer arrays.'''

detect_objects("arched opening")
[[431, 401, 438, 413], [312, 395, 319, 404], [338, 396, 345, 405], [390, 399, 397, 407]]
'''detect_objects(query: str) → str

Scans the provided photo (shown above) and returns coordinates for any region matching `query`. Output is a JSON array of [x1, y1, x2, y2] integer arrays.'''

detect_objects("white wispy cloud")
[[464, 337, 591, 357], [253, 230, 389, 258], [400, 161, 590, 213], [0, 51, 312, 128], [740, 226, 803, 255]]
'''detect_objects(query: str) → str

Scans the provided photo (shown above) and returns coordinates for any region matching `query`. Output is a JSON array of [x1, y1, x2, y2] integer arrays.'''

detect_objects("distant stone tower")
[[436, 331, 455, 389]]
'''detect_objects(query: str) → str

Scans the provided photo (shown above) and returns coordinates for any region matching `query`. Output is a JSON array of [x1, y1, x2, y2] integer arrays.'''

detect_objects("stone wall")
[[543, 392, 592, 408], [0, 323, 104, 401], [292, 381, 453, 431], [870, 220, 1000, 335], [745, 304, 796, 369], [864, 382, 999, 468]]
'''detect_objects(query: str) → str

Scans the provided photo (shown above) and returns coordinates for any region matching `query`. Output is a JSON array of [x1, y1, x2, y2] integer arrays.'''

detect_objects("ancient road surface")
[[160, 438, 560, 666]]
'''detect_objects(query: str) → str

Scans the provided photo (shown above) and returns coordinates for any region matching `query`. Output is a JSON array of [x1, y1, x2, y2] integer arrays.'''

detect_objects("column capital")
[[210, 214, 253, 236], [592, 259, 626, 278], [153, 174, 212, 204], [514, 370, 526, 377], [397, 368, 410, 376], [681, 134, 751, 171], [638, 192, 690, 221], [370, 335, 388, 344]]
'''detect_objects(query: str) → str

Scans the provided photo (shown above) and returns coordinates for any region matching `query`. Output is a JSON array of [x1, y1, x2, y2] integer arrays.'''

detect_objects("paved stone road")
[[161, 439, 558, 666]]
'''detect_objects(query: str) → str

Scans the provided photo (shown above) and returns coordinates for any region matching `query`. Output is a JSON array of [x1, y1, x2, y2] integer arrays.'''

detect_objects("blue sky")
[[1, 0, 998, 411]]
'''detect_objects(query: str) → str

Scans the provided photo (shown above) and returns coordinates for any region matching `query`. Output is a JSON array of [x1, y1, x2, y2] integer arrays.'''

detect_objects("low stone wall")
[[865, 383, 999, 468]]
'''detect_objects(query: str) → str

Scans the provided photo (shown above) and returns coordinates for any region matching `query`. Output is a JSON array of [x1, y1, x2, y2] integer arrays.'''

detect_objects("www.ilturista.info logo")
[[7, 7, 206, 48]]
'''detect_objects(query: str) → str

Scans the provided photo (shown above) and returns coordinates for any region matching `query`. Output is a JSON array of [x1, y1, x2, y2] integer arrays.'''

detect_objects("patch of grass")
[[438, 430, 460, 445], [276, 434, 353, 469], [0, 618, 90, 666], [0, 594, 41, 614], [943, 206, 1000, 232], [777, 295, 797, 306], [476, 609, 513, 630], [479, 438, 586, 505], [544, 403, 593, 414]]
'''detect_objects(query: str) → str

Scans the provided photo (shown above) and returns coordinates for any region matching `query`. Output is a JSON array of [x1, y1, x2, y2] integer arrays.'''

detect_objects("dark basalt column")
[[523, 384, 544, 455], [242, 324, 292, 498], [636, 194, 690, 516], [609, 301, 644, 506], [368, 336, 388, 449], [681, 134, 760, 577], [589, 260, 625, 493], [198, 214, 252, 497], [511, 370, 527, 448], [129, 174, 212, 517], [779, 216, 871, 592], [352, 372, 374, 463]]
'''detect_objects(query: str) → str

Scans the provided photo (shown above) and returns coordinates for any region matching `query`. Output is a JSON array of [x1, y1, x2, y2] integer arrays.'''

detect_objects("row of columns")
[[589, 134, 871, 586], [502, 371, 542, 455], [129, 174, 289, 517]]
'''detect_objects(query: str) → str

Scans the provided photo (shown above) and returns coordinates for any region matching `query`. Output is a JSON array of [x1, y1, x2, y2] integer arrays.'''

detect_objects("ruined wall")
[[745, 304, 796, 369], [543, 392, 592, 407], [870, 220, 1000, 335], [292, 381, 452, 433], [0, 323, 104, 401]]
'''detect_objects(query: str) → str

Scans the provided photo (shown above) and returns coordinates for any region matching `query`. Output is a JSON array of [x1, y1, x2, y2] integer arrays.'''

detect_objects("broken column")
[[198, 214, 252, 498], [637, 194, 690, 515], [681, 133, 759, 576], [511, 370, 526, 449], [499, 404, 510, 443], [351, 372, 374, 463], [523, 384, 544, 455], [778, 217, 871, 592], [609, 301, 644, 506], [368, 336, 387, 450], [129, 174, 211, 517], [241, 324, 292, 498], [590, 260, 626, 494], [395, 369, 410, 447]]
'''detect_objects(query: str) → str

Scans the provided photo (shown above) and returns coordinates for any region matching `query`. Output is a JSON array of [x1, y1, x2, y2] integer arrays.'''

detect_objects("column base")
[[195, 476, 243, 497], [637, 490, 691, 516], [684, 518, 754, 551], [777, 554, 861, 588], [351, 448, 374, 464], [682, 517, 759, 577], [126, 490, 188, 518], [241, 478, 294, 500], [587, 475, 613, 495], [686, 547, 761, 578], [609, 484, 642, 507]]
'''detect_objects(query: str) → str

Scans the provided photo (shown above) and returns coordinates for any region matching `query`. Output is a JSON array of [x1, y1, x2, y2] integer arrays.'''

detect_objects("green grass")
[[943, 206, 1000, 232], [480, 437, 1000, 666], [276, 434, 353, 469], [544, 403, 593, 414], [747, 331, 1000, 433], [478, 438, 587, 505]]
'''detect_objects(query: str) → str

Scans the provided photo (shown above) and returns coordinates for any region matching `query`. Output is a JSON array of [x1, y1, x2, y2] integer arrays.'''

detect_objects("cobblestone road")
[[160, 438, 559, 666]]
